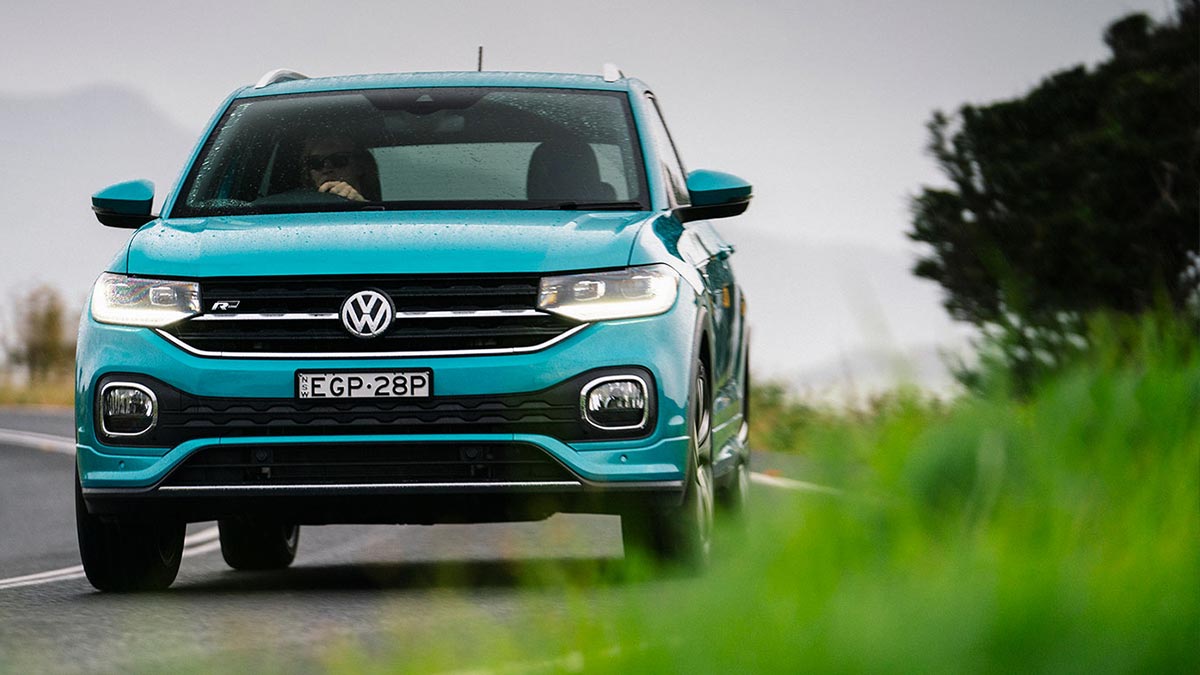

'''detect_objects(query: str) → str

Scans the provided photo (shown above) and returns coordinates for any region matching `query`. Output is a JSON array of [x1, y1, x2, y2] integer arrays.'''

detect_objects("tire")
[[622, 361, 714, 570], [717, 459, 751, 520], [76, 469, 185, 592], [218, 519, 300, 571], [718, 350, 752, 521]]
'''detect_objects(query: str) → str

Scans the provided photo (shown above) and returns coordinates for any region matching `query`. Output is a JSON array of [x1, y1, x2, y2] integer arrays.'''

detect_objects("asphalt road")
[[0, 407, 817, 672]]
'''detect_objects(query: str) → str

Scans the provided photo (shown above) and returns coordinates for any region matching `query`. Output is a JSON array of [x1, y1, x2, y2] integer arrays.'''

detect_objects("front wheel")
[[218, 519, 300, 571], [76, 469, 185, 592], [717, 458, 751, 520], [718, 350, 752, 523], [622, 362, 714, 570]]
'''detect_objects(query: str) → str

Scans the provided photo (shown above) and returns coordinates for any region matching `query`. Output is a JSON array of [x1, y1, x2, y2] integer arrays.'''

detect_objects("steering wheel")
[[253, 189, 353, 206]]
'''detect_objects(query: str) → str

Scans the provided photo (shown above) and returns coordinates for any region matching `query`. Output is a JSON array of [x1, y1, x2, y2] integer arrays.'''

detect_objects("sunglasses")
[[305, 152, 354, 171]]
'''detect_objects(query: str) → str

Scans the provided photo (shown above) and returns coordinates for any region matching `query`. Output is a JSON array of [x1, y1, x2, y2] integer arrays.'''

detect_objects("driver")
[[302, 135, 380, 202]]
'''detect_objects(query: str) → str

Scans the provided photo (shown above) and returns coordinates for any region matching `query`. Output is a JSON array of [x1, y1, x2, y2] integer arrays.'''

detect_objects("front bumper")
[[80, 479, 686, 524], [76, 298, 699, 516]]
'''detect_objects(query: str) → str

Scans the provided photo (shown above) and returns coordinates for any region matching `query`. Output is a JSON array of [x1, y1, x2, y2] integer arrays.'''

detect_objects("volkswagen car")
[[76, 67, 752, 591]]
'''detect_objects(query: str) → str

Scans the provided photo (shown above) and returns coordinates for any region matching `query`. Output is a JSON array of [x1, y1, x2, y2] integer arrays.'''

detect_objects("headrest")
[[526, 139, 609, 201]]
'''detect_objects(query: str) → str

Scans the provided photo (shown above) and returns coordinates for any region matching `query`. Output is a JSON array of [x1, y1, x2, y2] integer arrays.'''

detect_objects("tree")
[[909, 1, 1199, 385], [5, 285, 75, 382]]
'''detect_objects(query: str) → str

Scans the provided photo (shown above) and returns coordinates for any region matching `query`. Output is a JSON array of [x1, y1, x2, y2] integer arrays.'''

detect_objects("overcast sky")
[[0, 0, 1170, 386], [2, 0, 1166, 246]]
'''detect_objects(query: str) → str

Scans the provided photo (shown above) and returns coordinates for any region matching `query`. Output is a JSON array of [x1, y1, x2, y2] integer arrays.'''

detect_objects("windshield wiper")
[[533, 200, 644, 211]]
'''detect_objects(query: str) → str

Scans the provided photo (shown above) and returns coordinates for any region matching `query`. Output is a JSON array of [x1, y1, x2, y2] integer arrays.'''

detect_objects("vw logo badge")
[[340, 290, 394, 338]]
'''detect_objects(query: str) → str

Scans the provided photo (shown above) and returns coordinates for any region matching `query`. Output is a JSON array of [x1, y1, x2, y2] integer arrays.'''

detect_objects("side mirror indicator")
[[92, 180, 157, 229], [681, 170, 752, 222]]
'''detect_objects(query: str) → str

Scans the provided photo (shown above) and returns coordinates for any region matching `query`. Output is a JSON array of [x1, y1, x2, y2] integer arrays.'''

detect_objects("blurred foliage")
[[2, 284, 76, 384], [0, 375, 73, 406], [910, 1, 1199, 390], [749, 380, 949, 467]]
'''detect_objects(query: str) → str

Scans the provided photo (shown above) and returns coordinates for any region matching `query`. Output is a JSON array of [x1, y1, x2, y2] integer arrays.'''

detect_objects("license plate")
[[296, 370, 433, 399]]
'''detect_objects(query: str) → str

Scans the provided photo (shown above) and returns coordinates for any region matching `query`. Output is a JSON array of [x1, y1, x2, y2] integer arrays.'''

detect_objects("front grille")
[[160, 274, 582, 355], [161, 442, 578, 487]]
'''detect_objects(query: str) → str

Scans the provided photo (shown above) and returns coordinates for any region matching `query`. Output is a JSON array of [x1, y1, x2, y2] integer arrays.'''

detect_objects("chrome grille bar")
[[156, 480, 584, 493], [192, 313, 338, 321], [191, 309, 549, 322]]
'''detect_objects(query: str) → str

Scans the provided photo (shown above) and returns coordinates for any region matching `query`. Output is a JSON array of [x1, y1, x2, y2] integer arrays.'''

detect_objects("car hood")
[[123, 211, 652, 277]]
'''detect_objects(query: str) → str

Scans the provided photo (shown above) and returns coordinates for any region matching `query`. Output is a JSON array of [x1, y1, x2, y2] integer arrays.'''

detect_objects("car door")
[[693, 222, 738, 385], [642, 92, 741, 435]]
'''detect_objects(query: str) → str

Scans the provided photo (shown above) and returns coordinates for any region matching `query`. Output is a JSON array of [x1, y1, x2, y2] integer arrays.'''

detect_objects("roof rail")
[[254, 68, 309, 89], [602, 63, 625, 82]]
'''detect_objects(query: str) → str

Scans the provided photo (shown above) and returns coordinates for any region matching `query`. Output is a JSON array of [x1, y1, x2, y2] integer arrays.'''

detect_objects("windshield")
[[171, 87, 649, 217]]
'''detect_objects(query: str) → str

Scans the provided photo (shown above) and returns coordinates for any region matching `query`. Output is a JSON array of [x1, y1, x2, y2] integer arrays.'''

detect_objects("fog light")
[[100, 383, 157, 436], [582, 376, 648, 430]]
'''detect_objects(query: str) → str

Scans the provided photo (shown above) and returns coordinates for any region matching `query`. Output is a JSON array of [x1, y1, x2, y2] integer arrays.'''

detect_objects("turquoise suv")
[[76, 68, 752, 591]]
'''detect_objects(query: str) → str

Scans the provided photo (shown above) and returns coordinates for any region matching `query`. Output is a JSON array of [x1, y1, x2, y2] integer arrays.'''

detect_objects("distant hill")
[[0, 86, 967, 390], [0, 86, 197, 310]]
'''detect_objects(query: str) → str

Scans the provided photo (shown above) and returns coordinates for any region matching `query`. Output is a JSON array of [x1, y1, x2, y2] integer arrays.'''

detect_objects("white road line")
[[0, 566, 87, 585], [0, 427, 75, 455], [180, 539, 223, 557], [0, 526, 221, 591], [0, 428, 225, 589], [183, 526, 221, 547], [750, 472, 843, 496], [0, 570, 87, 591]]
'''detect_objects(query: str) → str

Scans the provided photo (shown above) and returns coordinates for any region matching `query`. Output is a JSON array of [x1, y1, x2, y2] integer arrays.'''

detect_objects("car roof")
[[235, 71, 640, 99]]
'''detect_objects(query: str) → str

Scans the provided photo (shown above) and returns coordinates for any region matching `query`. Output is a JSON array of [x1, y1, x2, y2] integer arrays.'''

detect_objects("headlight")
[[538, 264, 679, 321], [90, 273, 200, 327]]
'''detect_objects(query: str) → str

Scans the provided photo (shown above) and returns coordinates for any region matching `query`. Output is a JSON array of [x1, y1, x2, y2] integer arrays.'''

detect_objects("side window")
[[644, 93, 691, 207]]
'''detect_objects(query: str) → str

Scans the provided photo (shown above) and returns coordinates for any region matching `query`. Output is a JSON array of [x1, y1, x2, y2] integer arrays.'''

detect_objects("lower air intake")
[[161, 442, 577, 487]]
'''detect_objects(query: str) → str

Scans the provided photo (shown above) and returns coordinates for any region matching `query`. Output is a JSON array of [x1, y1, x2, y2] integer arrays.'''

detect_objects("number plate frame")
[[295, 369, 434, 399]]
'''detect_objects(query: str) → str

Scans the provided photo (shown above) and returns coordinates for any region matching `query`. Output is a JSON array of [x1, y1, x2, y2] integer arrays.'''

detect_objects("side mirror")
[[679, 170, 752, 223], [92, 180, 156, 229]]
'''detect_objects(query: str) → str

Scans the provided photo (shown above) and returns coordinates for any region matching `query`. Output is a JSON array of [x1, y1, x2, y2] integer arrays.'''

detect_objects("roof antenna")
[[477, 46, 484, 72]]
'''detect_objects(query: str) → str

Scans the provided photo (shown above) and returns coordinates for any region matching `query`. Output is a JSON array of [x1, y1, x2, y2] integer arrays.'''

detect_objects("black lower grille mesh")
[[156, 395, 580, 442], [162, 442, 577, 487]]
